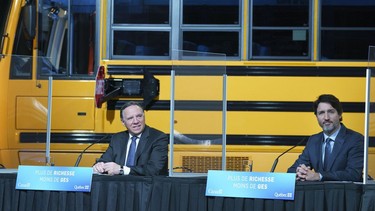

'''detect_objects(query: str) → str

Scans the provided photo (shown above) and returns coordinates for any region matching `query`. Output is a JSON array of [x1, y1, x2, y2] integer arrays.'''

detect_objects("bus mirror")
[[95, 66, 105, 108], [22, 2, 36, 40]]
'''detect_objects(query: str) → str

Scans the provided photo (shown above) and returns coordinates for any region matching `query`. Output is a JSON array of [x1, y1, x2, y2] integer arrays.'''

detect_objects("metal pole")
[[46, 76, 53, 166], [169, 70, 175, 176], [363, 68, 371, 184], [221, 74, 227, 170], [222, 74, 227, 171]]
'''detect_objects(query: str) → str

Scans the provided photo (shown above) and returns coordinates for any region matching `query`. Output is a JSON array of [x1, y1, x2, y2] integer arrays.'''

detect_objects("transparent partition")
[[7, 54, 56, 166], [169, 50, 227, 176], [10, 55, 62, 79], [365, 46, 375, 183]]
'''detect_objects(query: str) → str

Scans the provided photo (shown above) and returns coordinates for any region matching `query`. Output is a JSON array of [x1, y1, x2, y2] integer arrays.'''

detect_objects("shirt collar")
[[130, 133, 142, 139]]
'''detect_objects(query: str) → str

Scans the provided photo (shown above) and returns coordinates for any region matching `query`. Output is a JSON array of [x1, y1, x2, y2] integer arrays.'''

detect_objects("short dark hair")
[[313, 94, 343, 121], [120, 101, 144, 119]]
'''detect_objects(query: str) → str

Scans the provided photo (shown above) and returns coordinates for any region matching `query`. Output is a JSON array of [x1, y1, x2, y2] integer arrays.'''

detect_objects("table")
[[150, 177, 370, 211], [0, 173, 374, 211]]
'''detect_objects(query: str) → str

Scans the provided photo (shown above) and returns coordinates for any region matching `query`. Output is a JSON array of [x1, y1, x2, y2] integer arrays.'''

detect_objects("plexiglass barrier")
[[365, 46, 375, 183], [6, 54, 56, 166], [169, 50, 227, 176]]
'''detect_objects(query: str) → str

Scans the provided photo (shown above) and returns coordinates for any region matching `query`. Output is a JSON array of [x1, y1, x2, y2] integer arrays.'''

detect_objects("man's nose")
[[132, 117, 140, 123]]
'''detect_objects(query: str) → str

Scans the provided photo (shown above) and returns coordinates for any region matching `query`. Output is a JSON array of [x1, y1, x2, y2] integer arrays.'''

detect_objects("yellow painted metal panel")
[[156, 76, 366, 101], [228, 112, 365, 136], [174, 111, 223, 134], [228, 77, 366, 102], [107, 110, 366, 136], [16, 97, 95, 130], [52, 97, 95, 130], [174, 76, 223, 100], [16, 97, 47, 130], [50, 81, 95, 96]]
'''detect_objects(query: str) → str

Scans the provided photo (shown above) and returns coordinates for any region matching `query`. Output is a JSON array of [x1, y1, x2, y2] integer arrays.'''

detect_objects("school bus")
[[0, 0, 374, 175]]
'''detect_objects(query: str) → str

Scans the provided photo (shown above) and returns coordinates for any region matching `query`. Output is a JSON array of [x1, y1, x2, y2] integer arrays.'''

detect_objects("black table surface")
[[0, 173, 374, 211]]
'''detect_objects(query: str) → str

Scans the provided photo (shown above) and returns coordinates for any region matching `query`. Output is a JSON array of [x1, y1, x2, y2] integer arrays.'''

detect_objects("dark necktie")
[[324, 138, 333, 170], [126, 136, 137, 167]]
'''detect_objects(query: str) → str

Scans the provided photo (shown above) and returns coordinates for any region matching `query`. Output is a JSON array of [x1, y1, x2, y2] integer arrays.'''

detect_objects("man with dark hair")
[[93, 101, 168, 176], [287, 94, 364, 181]]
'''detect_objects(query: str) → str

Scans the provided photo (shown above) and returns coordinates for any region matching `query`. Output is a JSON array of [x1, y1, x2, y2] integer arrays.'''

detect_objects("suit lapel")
[[316, 134, 325, 171], [326, 125, 346, 170], [120, 132, 130, 165], [134, 126, 149, 163]]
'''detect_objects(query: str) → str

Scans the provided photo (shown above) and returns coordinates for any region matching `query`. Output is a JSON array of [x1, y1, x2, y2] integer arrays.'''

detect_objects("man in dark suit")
[[93, 101, 168, 176], [288, 94, 364, 182]]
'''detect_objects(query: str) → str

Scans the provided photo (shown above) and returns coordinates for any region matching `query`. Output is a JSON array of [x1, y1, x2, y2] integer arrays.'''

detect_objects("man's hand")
[[93, 162, 121, 175], [296, 164, 320, 181], [93, 162, 105, 174]]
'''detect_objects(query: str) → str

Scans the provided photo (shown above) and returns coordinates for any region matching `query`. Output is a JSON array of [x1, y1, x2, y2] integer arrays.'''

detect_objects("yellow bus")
[[0, 0, 374, 174]]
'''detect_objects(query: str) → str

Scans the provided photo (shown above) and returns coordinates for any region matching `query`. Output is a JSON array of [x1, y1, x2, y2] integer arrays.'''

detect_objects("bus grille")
[[181, 156, 250, 173]]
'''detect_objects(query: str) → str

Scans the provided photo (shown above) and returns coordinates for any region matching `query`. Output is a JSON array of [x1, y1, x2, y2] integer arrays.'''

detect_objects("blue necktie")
[[324, 138, 333, 170], [126, 136, 137, 167]]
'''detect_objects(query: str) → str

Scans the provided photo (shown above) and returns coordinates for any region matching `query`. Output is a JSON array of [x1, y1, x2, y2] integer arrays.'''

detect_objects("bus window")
[[320, 0, 375, 60], [182, 31, 239, 57], [111, 0, 170, 59], [251, 0, 310, 59], [113, 0, 169, 24], [10, 0, 36, 79], [113, 31, 169, 57], [0, 0, 12, 58], [38, 0, 96, 77], [183, 0, 239, 25]]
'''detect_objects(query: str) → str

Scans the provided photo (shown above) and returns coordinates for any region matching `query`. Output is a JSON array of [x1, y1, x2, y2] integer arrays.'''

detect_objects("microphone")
[[270, 137, 307, 172], [74, 135, 109, 167]]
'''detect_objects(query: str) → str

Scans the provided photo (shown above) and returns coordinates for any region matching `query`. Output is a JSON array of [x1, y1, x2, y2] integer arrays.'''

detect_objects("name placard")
[[206, 170, 296, 200], [16, 165, 93, 192]]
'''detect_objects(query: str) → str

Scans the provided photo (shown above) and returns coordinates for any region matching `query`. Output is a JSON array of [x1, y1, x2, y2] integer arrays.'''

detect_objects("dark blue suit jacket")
[[287, 124, 364, 181], [96, 125, 169, 176]]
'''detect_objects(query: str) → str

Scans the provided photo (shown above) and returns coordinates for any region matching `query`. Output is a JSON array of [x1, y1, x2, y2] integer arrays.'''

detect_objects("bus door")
[[2, 0, 99, 168], [0, 0, 13, 166]]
